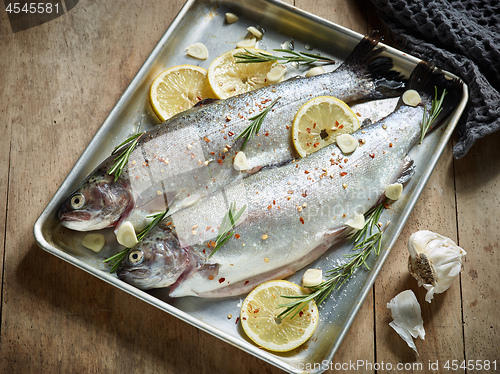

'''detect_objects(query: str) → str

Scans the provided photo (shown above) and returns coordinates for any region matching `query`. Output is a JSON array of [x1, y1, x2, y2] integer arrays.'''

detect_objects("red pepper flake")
[[340, 172, 347, 177], [313, 123, 317, 129], [235, 317, 240, 324], [299, 311, 304, 317], [389, 143, 393, 147], [299, 217, 305, 224], [267, 205, 272, 210], [203, 249, 206, 254], [204, 136, 210, 142], [335, 120, 339, 127], [286, 125, 290, 130], [210, 240, 216, 247], [242, 317, 247, 320], [265, 132, 269, 136], [342, 214, 346, 218], [369, 153, 375, 158], [210, 152, 215, 156], [253, 308, 260, 313], [304, 170, 310, 174], [296, 164, 299, 168], [206, 226, 211, 231], [219, 277, 226, 284], [306, 128, 311, 134], [338, 124, 344, 129], [244, 281, 249, 285], [383, 203, 391, 209], [228, 131, 234, 136], [208, 275, 214, 280], [273, 200, 276, 205], [302, 190, 308, 197], [223, 136, 228, 140], [217, 159, 223, 165], [235, 234, 240, 239]]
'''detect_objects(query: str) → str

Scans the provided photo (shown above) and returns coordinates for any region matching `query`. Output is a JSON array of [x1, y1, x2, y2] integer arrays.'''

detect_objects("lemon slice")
[[292, 96, 360, 157], [149, 65, 214, 121], [207, 48, 276, 99], [240, 280, 319, 352]]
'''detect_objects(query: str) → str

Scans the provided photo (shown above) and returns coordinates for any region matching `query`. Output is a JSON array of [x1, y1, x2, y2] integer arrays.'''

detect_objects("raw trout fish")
[[117, 62, 463, 298], [58, 34, 404, 231]]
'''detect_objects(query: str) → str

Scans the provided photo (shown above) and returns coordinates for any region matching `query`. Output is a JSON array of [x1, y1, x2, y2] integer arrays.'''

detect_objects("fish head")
[[117, 224, 190, 290], [58, 170, 133, 231]]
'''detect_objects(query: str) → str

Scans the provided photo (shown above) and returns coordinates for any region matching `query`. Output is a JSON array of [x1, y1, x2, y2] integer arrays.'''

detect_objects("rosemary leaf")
[[277, 202, 387, 319], [234, 49, 335, 66], [104, 210, 169, 273], [208, 202, 247, 259], [108, 132, 144, 182], [236, 97, 280, 150], [420, 87, 447, 144]]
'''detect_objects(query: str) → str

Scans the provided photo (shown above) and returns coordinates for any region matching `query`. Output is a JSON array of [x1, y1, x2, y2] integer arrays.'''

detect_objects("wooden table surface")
[[1, 0, 499, 373]]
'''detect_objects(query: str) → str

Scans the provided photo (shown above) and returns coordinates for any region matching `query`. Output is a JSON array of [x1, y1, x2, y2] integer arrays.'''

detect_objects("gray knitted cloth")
[[369, 0, 500, 158]]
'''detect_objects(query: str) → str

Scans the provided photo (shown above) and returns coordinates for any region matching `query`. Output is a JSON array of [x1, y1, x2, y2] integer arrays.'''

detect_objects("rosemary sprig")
[[420, 87, 447, 144], [104, 210, 168, 272], [234, 49, 335, 66], [108, 132, 145, 182], [277, 203, 386, 319], [236, 97, 280, 150], [208, 202, 247, 259]]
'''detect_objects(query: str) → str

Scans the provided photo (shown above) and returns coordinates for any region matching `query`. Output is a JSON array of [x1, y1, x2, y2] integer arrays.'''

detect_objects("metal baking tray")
[[33, 0, 468, 372]]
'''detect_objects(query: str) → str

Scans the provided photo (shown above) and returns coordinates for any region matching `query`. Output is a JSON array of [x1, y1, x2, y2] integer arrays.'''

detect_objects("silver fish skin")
[[58, 34, 404, 231], [117, 62, 463, 297]]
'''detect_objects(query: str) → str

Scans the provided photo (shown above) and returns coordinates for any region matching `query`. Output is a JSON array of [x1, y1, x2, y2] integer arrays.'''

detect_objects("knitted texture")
[[369, 0, 500, 158]]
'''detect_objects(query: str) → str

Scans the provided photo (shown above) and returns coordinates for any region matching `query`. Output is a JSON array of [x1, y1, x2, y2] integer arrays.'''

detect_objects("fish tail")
[[407, 61, 463, 128], [341, 31, 406, 98]]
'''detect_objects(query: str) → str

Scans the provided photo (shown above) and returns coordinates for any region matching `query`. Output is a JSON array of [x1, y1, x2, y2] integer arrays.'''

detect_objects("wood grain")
[[0, 0, 498, 373]]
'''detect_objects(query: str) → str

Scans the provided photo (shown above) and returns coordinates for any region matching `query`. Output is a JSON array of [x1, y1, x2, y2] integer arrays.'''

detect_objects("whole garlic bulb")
[[407, 230, 466, 303]]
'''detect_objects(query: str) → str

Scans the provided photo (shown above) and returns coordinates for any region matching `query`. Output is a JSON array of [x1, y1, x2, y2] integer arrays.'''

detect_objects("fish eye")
[[70, 194, 85, 209], [128, 250, 144, 265]]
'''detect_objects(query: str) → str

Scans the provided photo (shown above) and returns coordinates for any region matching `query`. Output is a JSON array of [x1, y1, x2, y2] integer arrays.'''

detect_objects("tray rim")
[[33, 0, 469, 372]]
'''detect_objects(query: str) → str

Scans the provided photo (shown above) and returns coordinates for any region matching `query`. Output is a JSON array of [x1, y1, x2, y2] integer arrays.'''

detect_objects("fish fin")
[[193, 98, 219, 108], [341, 31, 405, 98], [395, 156, 415, 184], [404, 61, 463, 133]]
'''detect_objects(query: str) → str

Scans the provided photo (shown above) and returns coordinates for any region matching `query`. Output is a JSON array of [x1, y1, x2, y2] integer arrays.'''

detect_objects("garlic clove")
[[266, 64, 287, 83], [82, 233, 106, 252], [345, 212, 365, 230], [385, 183, 403, 200], [302, 269, 323, 288], [236, 38, 257, 49], [116, 221, 139, 248], [336, 133, 358, 154], [402, 89, 422, 107], [247, 26, 263, 39], [387, 290, 425, 355], [225, 12, 239, 24], [305, 66, 325, 77], [407, 230, 466, 302], [233, 151, 249, 171], [186, 43, 209, 60]]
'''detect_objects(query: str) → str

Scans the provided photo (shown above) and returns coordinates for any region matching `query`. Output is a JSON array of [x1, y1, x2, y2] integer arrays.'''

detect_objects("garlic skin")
[[408, 230, 466, 303], [387, 290, 425, 355]]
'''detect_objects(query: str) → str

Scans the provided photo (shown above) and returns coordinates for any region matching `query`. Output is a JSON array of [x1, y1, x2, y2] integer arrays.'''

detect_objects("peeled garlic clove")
[[402, 89, 421, 107], [305, 66, 325, 77], [116, 221, 139, 248], [385, 183, 403, 200], [407, 230, 466, 302], [186, 43, 208, 60], [336, 133, 358, 154], [302, 269, 323, 288], [225, 12, 239, 24], [387, 290, 425, 355], [233, 151, 249, 171], [236, 38, 257, 48], [82, 233, 105, 253], [266, 64, 287, 83], [247, 26, 263, 39], [345, 212, 365, 230]]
